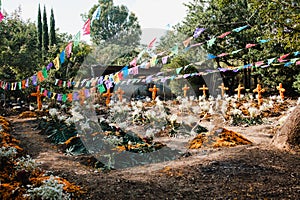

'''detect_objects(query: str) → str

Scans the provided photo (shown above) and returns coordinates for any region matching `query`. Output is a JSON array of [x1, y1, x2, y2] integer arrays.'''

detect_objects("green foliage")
[[87, 0, 141, 47], [293, 73, 300, 93], [82, 0, 142, 66], [249, 0, 300, 95], [49, 8, 56, 46], [42, 6, 49, 54], [177, 0, 300, 95], [249, 0, 300, 51], [40, 42, 91, 97], [0, 9, 40, 81]]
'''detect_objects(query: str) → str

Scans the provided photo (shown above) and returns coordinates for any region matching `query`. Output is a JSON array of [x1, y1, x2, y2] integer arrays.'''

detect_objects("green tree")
[[0, 9, 40, 81], [87, 0, 141, 47], [178, 0, 300, 95], [37, 4, 42, 52], [42, 6, 49, 54], [49, 8, 56, 46], [249, 0, 300, 95]]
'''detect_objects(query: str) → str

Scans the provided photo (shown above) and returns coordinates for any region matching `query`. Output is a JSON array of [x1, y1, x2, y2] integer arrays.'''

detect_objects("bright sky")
[[2, 0, 189, 35]]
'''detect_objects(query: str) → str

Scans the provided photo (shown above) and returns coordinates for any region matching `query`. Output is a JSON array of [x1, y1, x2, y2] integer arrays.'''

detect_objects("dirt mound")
[[189, 128, 252, 149], [18, 111, 37, 119]]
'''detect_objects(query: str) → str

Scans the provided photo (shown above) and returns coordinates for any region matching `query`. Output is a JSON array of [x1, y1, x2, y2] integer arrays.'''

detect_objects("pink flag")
[[296, 61, 300, 65], [279, 53, 290, 60], [0, 12, 4, 22], [217, 31, 231, 38], [82, 19, 91, 35], [130, 57, 137, 67], [147, 38, 156, 49], [255, 61, 264, 67], [65, 42, 73, 58], [278, 53, 290, 62], [217, 53, 228, 57], [246, 43, 256, 48]]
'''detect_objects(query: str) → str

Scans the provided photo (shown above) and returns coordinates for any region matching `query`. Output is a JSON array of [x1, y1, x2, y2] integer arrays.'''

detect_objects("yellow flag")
[[113, 73, 120, 84], [53, 56, 60, 71], [52, 92, 57, 100]]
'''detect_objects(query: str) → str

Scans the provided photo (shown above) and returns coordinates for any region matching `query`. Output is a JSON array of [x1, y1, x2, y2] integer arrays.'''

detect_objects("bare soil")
[[8, 116, 300, 199]]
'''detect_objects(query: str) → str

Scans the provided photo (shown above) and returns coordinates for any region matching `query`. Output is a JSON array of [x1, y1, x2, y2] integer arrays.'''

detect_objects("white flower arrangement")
[[26, 175, 70, 200], [232, 108, 243, 116], [189, 96, 195, 101], [0, 146, 17, 160], [145, 128, 156, 138], [248, 107, 260, 118], [198, 95, 206, 102], [49, 108, 59, 117], [15, 155, 39, 172], [169, 114, 178, 123]]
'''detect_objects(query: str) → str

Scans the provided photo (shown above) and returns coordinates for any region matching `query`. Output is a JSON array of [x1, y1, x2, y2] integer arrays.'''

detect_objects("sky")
[[1, 0, 189, 36]]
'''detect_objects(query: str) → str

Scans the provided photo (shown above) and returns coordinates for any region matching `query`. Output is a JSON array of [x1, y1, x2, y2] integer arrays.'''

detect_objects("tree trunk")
[[271, 105, 300, 151]]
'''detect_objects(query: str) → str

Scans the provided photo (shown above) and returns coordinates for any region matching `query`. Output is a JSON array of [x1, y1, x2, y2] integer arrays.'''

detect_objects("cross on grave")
[[234, 84, 245, 99], [253, 84, 265, 105], [218, 83, 229, 97], [276, 83, 285, 100], [149, 85, 159, 100], [182, 84, 190, 97], [115, 87, 125, 102], [31, 88, 43, 110], [78, 88, 86, 106], [199, 85, 208, 97], [103, 88, 113, 106]]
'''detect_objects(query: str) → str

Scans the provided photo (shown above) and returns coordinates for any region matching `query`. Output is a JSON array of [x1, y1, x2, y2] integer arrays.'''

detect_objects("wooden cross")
[[31, 88, 43, 110], [78, 88, 86, 106], [149, 85, 159, 100], [218, 83, 229, 97], [115, 87, 125, 102], [276, 83, 285, 100], [182, 84, 190, 97], [234, 84, 245, 99], [103, 88, 113, 106], [253, 84, 265, 105], [199, 85, 209, 97]]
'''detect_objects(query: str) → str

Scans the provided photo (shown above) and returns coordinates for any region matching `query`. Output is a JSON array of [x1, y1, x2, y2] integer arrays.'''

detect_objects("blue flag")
[[60, 50, 65, 64], [232, 25, 248, 32], [91, 6, 101, 25]]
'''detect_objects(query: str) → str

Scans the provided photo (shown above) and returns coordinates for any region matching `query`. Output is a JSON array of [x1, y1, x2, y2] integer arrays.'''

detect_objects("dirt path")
[[8, 116, 300, 199]]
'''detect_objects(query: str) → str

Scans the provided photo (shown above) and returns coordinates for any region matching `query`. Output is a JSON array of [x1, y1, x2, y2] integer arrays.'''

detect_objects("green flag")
[[98, 84, 106, 94], [73, 31, 81, 47]]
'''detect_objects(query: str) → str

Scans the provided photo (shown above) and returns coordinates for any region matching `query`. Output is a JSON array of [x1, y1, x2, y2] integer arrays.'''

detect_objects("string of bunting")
[[0, 21, 262, 90], [18, 51, 299, 104]]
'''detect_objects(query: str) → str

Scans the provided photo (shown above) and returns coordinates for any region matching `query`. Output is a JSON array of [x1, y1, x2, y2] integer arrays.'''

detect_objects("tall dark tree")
[[42, 5, 49, 54], [37, 4, 42, 51], [49, 8, 56, 46]]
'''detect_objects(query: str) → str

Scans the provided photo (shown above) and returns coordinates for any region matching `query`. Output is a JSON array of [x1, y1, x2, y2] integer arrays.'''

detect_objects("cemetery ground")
[[1, 96, 299, 199]]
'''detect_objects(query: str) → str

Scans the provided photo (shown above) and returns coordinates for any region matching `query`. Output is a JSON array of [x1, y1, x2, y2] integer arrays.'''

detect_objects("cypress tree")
[[37, 4, 42, 50], [49, 8, 56, 46], [42, 5, 49, 53]]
